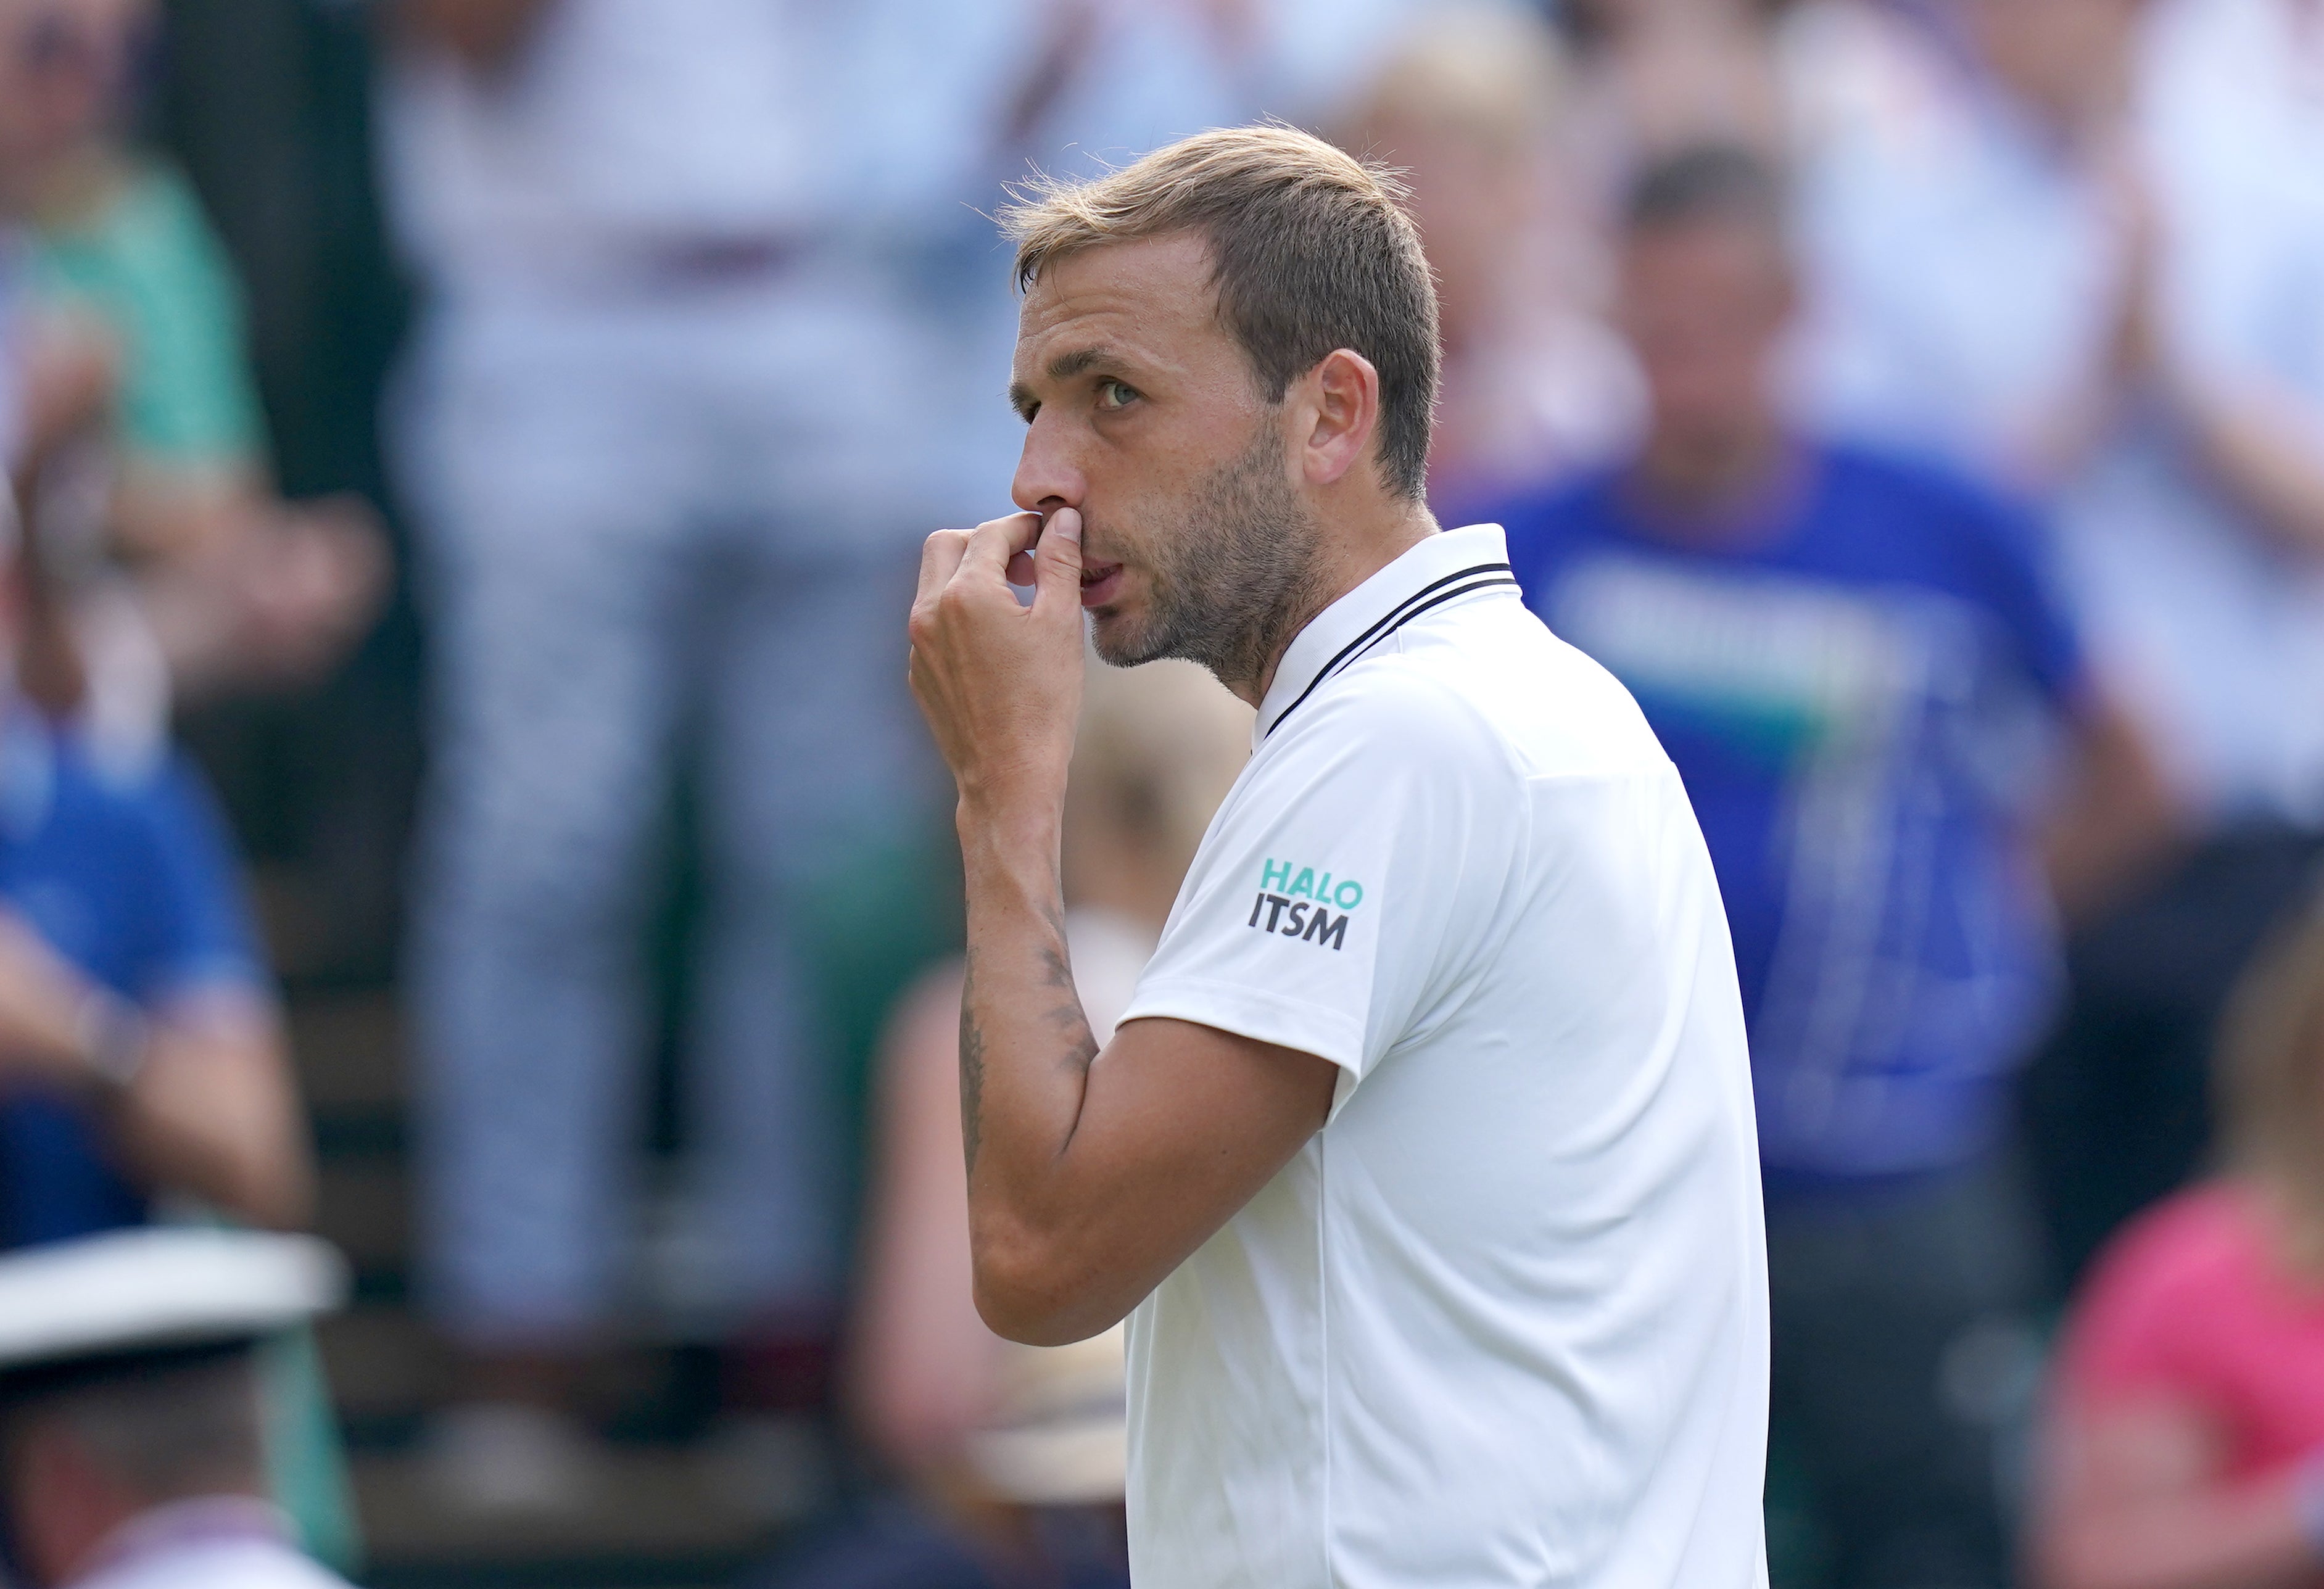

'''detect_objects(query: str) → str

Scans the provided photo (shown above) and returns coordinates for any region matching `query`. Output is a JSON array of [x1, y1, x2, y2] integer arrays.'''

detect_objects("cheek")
[[1083, 431, 1190, 526]]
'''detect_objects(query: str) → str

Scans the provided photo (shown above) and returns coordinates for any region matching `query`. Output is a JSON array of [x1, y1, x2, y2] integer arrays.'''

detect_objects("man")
[[1492, 146, 2170, 1586], [0, 1227, 348, 1588], [908, 125, 1769, 1588]]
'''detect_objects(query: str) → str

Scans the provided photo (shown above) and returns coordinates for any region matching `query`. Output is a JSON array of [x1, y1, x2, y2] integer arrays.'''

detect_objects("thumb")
[[1033, 507, 1084, 613]]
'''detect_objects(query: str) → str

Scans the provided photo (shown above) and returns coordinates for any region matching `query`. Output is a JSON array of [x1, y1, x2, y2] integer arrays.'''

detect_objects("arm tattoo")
[[959, 951, 986, 1176], [959, 913, 1102, 1178], [1039, 941, 1099, 1076]]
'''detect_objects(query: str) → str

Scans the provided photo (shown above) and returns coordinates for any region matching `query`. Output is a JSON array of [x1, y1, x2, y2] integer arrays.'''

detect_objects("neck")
[[1230, 494, 1439, 708], [1634, 414, 1789, 521]]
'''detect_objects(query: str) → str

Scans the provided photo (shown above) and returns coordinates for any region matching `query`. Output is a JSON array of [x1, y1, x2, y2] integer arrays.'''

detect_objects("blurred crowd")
[[0, 0, 2320, 1586]]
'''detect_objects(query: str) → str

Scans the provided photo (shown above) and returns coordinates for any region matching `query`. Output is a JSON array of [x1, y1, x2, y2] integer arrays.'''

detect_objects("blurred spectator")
[[1335, 4, 1642, 519], [1491, 145, 2170, 1586], [774, 656, 1248, 1589], [0, 0, 387, 767], [375, 0, 1032, 1517], [0, 496, 311, 1250], [2031, 887, 2324, 1589], [0, 1228, 347, 1589], [1797, 0, 2324, 1281], [0, 0, 119, 480], [1556, 0, 1793, 199]]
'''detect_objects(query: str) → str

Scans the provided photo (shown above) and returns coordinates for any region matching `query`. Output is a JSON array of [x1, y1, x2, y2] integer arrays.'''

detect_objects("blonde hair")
[[2216, 886, 2324, 1274], [1068, 656, 1252, 888], [1347, 5, 1571, 155], [999, 124, 1441, 500]]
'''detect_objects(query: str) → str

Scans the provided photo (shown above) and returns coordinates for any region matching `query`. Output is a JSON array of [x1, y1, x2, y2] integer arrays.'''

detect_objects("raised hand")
[[907, 508, 1088, 820]]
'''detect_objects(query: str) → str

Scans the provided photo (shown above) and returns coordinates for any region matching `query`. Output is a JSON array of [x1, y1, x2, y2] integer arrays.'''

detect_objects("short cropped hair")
[[1623, 143, 1788, 236], [1001, 124, 1441, 501]]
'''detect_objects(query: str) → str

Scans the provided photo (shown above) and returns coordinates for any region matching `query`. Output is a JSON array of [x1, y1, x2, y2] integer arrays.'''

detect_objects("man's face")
[[1618, 217, 1794, 448], [1010, 233, 1318, 682], [0, 0, 141, 208]]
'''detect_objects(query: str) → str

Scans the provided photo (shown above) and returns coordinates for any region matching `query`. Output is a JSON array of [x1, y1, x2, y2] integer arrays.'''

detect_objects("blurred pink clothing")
[[2056, 1184, 2324, 1482]]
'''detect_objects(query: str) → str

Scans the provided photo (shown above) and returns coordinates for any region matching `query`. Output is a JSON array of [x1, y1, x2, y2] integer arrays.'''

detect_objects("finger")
[[916, 528, 974, 608], [1032, 506, 1083, 616], [1005, 548, 1037, 586], [958, 511, 1043, 583]]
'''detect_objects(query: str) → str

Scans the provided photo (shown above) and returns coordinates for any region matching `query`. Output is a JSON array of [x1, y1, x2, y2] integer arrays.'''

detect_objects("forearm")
[[913, 510, 1328, 1341], [955, 799, 1109, 1338], [2040, 1482, 2319, 1589], [112, 1002, 314, 1231], [2041, 699, 2182, 927], [2167, 370, 2324, 558]]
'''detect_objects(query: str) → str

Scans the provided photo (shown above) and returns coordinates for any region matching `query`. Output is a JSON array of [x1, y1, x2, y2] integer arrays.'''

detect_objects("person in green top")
[[30, 158, 268, 472], [2, 0, 384, 757]]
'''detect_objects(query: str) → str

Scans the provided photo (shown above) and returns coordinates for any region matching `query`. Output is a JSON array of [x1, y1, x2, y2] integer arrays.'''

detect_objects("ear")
[[1292, 349, 1383, 491]]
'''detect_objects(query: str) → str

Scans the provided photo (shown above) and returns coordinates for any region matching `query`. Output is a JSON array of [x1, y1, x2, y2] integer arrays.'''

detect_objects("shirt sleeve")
[[1117, 668, 1520, 1116], [129, 754, 270, 1004]]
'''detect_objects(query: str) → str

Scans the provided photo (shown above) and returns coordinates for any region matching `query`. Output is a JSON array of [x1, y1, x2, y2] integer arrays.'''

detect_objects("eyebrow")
[[1048, 345, 1120, 381], [1010, 345, 1133, 421]]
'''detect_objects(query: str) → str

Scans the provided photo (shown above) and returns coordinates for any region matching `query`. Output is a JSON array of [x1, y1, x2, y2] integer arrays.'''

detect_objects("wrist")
[[955, 788, 1064, 856]]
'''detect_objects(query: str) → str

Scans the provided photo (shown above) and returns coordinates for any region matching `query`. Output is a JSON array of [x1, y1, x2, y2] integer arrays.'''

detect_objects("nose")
[[1011, 410, 1086, 519]]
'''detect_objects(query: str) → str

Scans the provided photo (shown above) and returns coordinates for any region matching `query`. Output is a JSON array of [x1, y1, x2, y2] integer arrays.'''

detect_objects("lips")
[[1079, 559, 1125, 609]]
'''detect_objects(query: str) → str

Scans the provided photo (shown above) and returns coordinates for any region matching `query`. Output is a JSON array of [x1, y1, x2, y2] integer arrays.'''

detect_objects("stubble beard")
[[1088, 427, 1323, 696]]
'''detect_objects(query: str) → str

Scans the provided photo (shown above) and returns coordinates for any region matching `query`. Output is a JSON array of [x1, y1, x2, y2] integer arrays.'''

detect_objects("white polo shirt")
[[1117, 524, 1771, 1588]]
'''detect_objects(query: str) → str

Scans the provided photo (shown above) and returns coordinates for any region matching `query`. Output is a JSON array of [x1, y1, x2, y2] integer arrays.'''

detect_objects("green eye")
[[1098, 379, 1138, 410]]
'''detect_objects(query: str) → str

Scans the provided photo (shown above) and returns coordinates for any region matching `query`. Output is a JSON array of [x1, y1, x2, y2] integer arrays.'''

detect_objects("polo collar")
[[1255, 524, 1515, 745]]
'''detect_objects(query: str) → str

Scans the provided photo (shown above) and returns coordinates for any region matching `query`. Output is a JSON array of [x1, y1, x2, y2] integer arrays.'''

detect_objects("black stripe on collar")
[[1264, 565, 1516, 740]]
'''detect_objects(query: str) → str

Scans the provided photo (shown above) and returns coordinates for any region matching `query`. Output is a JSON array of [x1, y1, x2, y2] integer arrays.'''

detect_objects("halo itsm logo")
[[1246, 858, 1363, 951]]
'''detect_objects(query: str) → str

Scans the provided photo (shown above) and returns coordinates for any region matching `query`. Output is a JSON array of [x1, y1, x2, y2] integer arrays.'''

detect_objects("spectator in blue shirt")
[[0, 497, 310, 1250], [1491, 146, 2173, 1588]]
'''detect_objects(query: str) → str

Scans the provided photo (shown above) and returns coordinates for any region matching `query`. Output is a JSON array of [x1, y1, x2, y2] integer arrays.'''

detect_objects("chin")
[[1089, 609, 1167, 669]]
